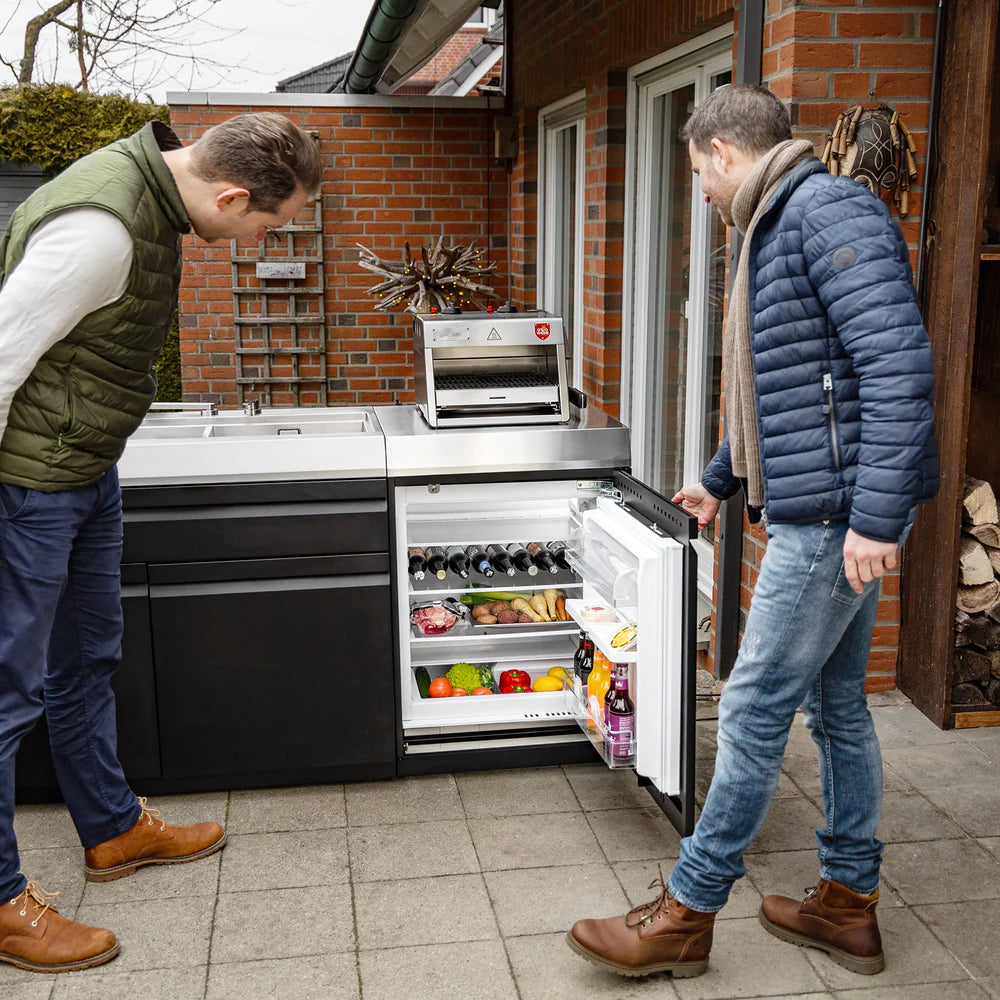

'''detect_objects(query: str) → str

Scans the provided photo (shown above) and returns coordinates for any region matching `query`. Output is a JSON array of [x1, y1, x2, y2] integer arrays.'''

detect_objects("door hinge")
[[577, 479, 624, 504]]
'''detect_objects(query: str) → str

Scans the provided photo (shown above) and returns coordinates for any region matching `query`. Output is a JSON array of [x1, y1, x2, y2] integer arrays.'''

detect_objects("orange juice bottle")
[[587, 652, 611, 733]]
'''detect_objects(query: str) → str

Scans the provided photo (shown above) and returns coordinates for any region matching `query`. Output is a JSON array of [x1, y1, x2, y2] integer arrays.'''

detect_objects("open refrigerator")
[[393, 472, 699, 835]]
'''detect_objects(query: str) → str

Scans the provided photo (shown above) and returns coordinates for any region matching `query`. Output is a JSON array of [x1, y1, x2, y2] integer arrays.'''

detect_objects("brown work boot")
[[84, 796, 226, 882], [759, 879, 884, 975], [567, 873, 715, 978], [0, 880, 119, 973]]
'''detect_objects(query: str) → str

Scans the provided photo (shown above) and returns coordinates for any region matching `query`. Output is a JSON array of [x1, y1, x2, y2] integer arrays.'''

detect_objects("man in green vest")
[[0, 112, 322, 973]]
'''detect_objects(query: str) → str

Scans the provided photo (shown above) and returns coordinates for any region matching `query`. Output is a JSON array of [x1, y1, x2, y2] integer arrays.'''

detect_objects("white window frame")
[[621, 25, 733, 596], [537, 91, 586, 391], [465, 6, 498, 27]]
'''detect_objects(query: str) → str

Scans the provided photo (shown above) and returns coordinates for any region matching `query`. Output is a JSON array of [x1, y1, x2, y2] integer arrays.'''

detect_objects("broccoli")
[[446, 661, 483, 693]]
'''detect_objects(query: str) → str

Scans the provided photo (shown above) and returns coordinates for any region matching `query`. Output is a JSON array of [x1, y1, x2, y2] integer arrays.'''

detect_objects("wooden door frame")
[[897, 0, 999, 727]]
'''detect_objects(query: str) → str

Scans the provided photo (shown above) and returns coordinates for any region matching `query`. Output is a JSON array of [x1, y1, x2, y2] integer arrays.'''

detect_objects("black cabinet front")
[[150, 569, 394, 780]]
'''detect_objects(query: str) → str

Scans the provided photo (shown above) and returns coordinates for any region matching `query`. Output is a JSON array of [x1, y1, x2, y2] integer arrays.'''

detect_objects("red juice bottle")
[[607, 664, 635, 759]]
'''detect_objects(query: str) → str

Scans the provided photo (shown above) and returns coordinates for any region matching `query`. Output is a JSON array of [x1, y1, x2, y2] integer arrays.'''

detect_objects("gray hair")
[[680, 84, 792, 156]]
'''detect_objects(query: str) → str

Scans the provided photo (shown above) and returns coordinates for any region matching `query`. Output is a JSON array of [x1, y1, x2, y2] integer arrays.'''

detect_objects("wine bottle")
[[546, 539, 573, 570], [486, 543, 516, 577], [465, 543, 494, 577], [407, 546, 427, 580], [424, 545, 448, 580], [446, 544, 470, 579], [527, 541, 559, 575], [506, 542, 538, 576]]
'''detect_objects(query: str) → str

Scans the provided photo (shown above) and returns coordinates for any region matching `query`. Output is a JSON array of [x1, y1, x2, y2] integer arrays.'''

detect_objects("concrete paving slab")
[[877, 789, 967, 843], [804, 904, 970, 990], [226, 784, 345, 834], [507, 931, 681, 998], [218, 828, 348, 893], [457, 767, 580, 817], [358, 940, 518, 1000], [73, 895, 214, 973], [0, 981, 54, 1000], [348, 819, 478, 881], [49, 966, 207, 999], [354, 873, 497, 949], [830, 985, 987, 1000], [873, 704, 966, 748], [18, 847, 87, 917], [882, 838, 1000, 904], [484, 862, 627, 936], [211, 884, 354, 963], [613, 858, 762, 919], [912, 899, 1000, 979], [80, 849, 221, 906], [922, 780, 1000, 838], [469, 811, 602, 871], [881, 744, 997, 791], [13, 803, 79, 850], [562, 763, 651, 811], [586, 807, 683, 862], [205, 953, 359, 999], [344, 774, 463, 826], [746, 795, 826, 854], [671, 914, 826, 998]]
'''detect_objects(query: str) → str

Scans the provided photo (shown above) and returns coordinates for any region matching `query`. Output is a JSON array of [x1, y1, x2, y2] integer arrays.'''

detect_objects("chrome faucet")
[[242, 398, 261, 416], [148, 401, 218, 416]]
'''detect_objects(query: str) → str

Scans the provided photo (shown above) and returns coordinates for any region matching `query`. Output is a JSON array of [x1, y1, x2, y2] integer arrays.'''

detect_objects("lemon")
[[547, 666, 568, 680], [532, 675, 564, 692]]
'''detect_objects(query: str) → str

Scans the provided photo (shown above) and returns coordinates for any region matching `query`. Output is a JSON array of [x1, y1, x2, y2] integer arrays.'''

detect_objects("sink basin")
[[119, 406, 386, 485], [130, 408, 374, 439]]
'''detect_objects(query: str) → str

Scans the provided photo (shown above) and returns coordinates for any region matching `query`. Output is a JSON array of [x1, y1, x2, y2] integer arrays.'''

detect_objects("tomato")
[[471, 686, 493, 695], [451, 687, 469, 696], [428, 677, 453, 698]]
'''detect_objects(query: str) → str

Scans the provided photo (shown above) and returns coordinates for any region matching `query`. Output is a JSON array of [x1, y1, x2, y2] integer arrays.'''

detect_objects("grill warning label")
[[487, 328, 502, 341], [534, 323, 551, 340]]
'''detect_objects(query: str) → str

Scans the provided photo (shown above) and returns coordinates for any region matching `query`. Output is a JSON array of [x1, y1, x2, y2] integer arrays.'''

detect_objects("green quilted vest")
[[0, 121, 190, 490]]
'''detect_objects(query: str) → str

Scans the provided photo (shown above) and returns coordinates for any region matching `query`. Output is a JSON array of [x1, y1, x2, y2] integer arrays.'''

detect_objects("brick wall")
[[399, 26, 487, 94], [169, 97, 506, 407]]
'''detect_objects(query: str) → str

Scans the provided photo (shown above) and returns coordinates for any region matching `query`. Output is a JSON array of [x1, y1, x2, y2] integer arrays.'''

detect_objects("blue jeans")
[[669, 519, 886, 913], [0, 467, 140, 901]]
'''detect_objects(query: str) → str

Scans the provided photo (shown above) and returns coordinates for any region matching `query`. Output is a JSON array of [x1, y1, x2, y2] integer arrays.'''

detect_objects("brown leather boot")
[[567, 874, 715, 978], [0, 880, 119, 973], [759, 879, 884, 975], [84, 797, 226, 882]]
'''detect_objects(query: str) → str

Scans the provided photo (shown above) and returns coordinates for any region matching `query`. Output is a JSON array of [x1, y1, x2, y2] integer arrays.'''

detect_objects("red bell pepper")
[[499, 668, 532, 694]]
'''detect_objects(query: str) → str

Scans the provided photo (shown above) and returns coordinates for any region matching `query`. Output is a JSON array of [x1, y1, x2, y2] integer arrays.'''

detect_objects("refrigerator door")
[[577, 499, 683, 795]]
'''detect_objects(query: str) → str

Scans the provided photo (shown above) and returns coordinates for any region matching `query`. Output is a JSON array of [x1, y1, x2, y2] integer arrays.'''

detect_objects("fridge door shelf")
[[565, 520, 639, 610], [565, 679, 636, 768], [564, 598, 637, 664]]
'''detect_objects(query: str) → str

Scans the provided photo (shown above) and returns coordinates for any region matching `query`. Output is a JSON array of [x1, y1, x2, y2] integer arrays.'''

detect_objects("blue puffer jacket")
[[702, 158, 939, 544]]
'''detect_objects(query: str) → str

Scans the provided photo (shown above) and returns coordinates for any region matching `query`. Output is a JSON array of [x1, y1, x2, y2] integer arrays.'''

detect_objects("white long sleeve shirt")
[[0, 207, 134, 447]]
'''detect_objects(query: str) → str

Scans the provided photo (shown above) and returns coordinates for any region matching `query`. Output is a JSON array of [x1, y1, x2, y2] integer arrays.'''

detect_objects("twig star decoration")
[[357, 238, 500, 313]]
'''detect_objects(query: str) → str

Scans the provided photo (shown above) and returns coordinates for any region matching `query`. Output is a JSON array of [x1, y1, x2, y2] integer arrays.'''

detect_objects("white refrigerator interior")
[[395, 478, 687, 796]]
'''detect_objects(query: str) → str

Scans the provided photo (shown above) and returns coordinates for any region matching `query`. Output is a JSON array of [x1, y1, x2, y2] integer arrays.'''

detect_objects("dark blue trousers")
[[0, 467, 140, 901]]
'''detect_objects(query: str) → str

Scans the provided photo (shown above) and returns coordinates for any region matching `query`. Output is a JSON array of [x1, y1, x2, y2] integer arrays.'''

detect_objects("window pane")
[[548, 123, 578, 371], [643, 83, 696, 498]]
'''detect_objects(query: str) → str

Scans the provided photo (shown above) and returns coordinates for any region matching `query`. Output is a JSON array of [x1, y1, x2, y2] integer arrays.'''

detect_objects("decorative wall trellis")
[[230, 199, 327, 407]]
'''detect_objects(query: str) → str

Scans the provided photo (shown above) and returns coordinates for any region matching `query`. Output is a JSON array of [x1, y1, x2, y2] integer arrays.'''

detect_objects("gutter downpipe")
[[344, 0, 420, 94], [714, 0, 765, 680], [915, 0, 946, 306]]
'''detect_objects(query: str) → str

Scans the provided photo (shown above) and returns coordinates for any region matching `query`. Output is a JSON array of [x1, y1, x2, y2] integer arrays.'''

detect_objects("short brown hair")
[[190, 112, 323, 212], [681, 84, 792, 156]]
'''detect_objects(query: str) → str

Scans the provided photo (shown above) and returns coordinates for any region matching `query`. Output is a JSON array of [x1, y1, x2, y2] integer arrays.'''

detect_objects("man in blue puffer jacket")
[[568, 84, 938, 980]]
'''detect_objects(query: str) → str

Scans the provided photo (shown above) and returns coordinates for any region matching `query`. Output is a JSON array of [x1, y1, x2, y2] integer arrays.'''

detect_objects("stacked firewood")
[[954, 476, 1000, 706]]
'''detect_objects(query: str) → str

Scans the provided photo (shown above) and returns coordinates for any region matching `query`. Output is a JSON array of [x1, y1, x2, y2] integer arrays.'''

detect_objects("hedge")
[[0, 85, 169, 174]]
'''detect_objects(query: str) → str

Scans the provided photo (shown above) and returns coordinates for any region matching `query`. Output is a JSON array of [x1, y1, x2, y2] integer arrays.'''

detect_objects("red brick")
[[858, 42, 934, 68], [837, 12, 911, 38]]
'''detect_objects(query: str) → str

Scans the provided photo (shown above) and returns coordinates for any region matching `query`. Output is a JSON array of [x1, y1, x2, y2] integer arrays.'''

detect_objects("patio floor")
[[5, 690, 999, 1000]]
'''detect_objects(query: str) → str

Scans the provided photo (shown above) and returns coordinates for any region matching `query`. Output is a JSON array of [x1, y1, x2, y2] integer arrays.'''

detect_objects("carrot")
[[555, 595, 568, 621]]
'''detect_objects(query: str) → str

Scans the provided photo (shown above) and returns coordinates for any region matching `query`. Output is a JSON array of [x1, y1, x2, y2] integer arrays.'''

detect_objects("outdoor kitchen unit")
[[412, 310, 571, 427]]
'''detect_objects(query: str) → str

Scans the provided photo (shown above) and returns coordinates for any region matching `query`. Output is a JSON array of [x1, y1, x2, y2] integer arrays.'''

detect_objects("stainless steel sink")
[[119, 407, 386, 485]]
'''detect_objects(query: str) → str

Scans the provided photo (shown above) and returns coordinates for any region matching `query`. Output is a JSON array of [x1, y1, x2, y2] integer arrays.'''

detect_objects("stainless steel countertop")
[[117, 404, 630, 486], [374, 404, 630, 479]]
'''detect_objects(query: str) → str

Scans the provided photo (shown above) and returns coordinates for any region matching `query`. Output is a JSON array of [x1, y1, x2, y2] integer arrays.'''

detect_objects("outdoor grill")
[[412, 310, 571, 428]]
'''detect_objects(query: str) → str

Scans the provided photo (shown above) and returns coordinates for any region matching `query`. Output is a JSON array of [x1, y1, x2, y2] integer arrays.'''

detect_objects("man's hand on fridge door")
[[670, 483, 721, 532]]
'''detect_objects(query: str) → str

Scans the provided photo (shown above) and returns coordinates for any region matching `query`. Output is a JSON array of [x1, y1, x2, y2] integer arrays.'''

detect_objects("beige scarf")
[[725, 139, 816, 508]]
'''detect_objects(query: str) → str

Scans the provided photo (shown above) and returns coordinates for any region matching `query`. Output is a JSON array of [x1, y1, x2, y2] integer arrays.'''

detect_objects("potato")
[[477, 614, 498, 624], [517, 612, 533, 623], [497, 609, 518, 624], [472, 604, 491, 620]]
